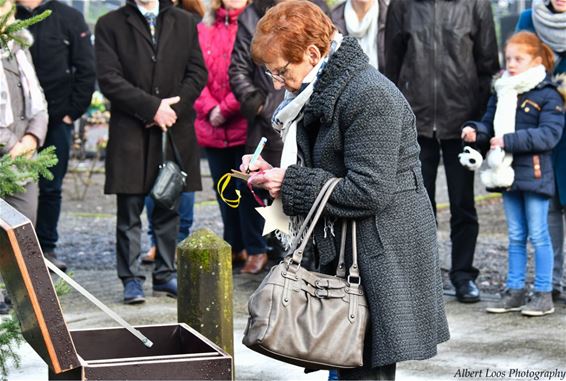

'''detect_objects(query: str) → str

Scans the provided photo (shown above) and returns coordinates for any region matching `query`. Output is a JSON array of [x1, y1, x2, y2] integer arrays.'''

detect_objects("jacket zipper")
[[432, 1, 438, 134]]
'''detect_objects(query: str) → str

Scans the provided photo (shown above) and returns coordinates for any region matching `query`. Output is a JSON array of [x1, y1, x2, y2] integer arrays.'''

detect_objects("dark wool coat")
[[280, 38, 450, 368], [95, 0, 207, 194], [467, 78, 565, 198]]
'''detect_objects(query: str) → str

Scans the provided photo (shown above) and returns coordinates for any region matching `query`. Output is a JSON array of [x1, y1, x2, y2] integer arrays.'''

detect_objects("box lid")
[[0, 199, 81, 373]]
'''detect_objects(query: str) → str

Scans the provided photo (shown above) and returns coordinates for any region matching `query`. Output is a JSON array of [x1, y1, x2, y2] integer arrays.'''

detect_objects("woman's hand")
[[490, 136, 504, 149], [9, 134, 38, 159], [461, 126, 477, 143], [209, 106, 226, 127], [240, 154, 272, 173], [248, 167, 286, 199]]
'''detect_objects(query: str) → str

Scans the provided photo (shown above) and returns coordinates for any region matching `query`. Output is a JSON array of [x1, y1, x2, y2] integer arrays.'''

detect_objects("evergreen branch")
[[0, 146, 58, 198]]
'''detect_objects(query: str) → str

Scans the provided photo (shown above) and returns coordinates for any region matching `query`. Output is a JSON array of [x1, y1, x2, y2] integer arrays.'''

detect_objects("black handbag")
[[150, 129, 187, 210]]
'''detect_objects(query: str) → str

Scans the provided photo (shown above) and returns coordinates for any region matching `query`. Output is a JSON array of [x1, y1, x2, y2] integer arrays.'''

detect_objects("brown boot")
[[232, 249, 248, 264], [240, 253, 268, 274], [141, 246, 156, 264]]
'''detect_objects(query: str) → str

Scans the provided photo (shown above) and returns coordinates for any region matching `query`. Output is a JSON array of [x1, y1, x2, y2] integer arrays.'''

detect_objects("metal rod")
[[44, 259, 154, 348]]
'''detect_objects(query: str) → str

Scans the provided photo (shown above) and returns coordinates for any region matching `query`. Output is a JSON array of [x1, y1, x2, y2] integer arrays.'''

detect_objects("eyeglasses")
[[265, 61, 290, 83]]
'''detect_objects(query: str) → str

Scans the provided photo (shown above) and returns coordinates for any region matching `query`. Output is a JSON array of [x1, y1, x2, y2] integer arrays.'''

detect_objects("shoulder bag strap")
[[163, 129, 187, 174]]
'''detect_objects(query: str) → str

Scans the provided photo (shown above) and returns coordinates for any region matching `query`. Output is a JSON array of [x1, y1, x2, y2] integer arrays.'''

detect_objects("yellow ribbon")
[[217, 173, 241, 208]]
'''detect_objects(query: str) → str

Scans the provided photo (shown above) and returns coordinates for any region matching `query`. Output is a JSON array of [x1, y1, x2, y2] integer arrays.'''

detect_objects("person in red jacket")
[[195, 0, 269, 273]]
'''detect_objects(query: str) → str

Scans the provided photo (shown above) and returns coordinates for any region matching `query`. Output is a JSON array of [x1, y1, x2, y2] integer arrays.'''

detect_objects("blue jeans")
[[503, 191, 554, 292], [36, 121, 73, 253], [145, 192, 195, 245]]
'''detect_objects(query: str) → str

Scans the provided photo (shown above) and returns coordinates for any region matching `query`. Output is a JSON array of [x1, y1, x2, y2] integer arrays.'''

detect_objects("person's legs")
[[144, 196, 156, 247], [177, 192, 195, 243], [502, 192, 528, 290], [417, 135, 441, 218], [238, 180, 268, 274], [151, 201, 179, 286], [338, 363, 396, 380], [205, 147, 245, 252], [116, 194, 146, 283], [441, 139, 479, 285], [523, 193, 553, 293], [548, 193, 565, 294], [36, 121, 73, 254]]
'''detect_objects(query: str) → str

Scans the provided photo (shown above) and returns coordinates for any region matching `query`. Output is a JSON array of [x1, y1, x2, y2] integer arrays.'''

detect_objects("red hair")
[[251, 0, 336, 65], [506, 31, 555, 73]]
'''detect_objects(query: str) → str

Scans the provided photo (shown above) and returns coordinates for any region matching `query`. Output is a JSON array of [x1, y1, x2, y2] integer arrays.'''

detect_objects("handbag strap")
[[288, 178, 361, 284], [161, 130, 186, 173], [287, 177, 341, 253]]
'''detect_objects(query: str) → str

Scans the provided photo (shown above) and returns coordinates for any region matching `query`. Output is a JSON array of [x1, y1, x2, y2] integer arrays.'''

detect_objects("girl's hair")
[[506, 31, 555, 73], [179, 0, 205, 18]]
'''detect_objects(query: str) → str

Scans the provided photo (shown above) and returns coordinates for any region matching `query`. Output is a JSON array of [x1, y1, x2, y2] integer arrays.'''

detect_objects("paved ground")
[[4, 159, 566, 380]]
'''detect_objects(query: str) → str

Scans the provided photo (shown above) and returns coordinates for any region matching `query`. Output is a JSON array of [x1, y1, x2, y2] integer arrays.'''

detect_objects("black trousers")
[[418, 135, 479, 284], [338, 363, 396, 380], [205, 146, 267, 255], [116, 194, 178, 284]]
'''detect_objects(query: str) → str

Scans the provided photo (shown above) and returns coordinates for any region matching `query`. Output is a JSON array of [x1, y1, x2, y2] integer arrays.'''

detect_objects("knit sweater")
[[280, 37, 450, 368]]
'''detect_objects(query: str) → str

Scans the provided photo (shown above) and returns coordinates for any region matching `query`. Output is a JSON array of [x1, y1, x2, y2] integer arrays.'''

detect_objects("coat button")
[[20, 115, 25, 120], [65, 69, 71, 74], [17, 82, 22, 88], [155, 87, 160, 95], [525, 107, 530, 113], [151, 55, 157, 62]]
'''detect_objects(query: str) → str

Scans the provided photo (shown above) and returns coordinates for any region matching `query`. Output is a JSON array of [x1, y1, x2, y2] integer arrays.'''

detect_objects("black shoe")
[[551, 289, 562, 302], [455, 280, 480, 303], [44, 252, 68, 273]]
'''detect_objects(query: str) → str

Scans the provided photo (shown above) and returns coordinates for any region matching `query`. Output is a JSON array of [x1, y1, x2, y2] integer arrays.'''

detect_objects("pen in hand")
[[247, 137, 267, 174]]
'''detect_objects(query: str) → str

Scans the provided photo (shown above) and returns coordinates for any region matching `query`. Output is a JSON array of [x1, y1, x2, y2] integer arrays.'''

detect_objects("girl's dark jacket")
[[280, 37, 450, 368], [466, 77, 565, 197], [95, 0, 207, 194]]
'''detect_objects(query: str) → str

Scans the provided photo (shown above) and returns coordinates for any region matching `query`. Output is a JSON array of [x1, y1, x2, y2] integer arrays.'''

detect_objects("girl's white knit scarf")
[[344, 0, 378, 69], [480, 64, 547, 188], [0, 33, 46, 128]]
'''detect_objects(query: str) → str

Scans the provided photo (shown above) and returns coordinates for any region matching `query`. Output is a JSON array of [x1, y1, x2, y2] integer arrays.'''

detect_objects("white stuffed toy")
[[459, 145, 483, 171], [459, 64, 547, 189]]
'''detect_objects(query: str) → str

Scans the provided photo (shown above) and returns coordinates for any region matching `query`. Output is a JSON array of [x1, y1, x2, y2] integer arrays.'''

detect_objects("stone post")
[[177, 228, 234, 358]]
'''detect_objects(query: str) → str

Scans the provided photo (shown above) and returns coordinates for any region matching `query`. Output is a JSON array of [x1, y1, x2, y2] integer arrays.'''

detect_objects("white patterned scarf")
[[0, 32, 46, 128], [269, 32, 343, 248], [532, 0, 566, 54], [480, 64, 547, 188], [344, 0, 378, 69]]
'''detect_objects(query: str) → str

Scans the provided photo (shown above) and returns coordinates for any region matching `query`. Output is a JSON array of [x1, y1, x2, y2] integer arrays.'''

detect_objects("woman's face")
[[264, 45, 322, 93], [222, 0, 247, 11], [550, 0, 566, 13], [505, 43, 542, 76]]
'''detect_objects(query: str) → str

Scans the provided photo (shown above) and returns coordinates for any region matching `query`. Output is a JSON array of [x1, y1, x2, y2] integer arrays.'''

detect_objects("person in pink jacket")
[[195, 0, 269, 273]]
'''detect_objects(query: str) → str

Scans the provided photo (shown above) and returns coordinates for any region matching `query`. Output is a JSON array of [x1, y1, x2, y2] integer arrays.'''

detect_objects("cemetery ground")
[[5, 159, 566, 380]]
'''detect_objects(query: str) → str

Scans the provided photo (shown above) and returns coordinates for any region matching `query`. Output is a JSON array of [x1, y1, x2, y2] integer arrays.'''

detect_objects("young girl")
[[461, 31, 565, 316]]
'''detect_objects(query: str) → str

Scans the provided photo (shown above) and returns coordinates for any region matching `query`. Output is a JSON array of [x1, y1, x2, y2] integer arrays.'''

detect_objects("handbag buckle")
[[347, 275, 360, 285]]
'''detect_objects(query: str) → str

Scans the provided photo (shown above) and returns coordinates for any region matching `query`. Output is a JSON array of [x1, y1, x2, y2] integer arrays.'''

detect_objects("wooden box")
[[0, 199, 232, 380]]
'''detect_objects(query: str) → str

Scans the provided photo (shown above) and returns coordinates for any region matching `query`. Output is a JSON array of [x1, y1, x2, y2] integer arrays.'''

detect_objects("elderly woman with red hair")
[[241, 1, 449, 379]]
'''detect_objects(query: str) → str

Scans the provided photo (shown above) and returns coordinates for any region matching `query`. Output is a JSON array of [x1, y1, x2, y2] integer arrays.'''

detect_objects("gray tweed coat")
[[280, 37, 450, 368]]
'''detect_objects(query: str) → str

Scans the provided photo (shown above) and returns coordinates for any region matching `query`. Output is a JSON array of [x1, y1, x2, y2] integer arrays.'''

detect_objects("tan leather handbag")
[[243, 178, 369, 369]]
